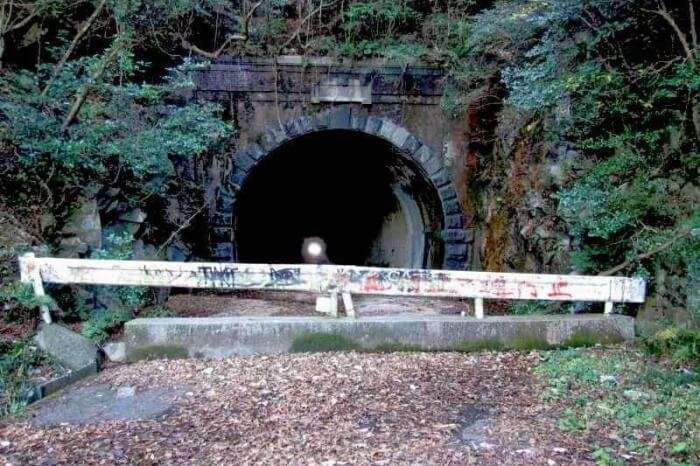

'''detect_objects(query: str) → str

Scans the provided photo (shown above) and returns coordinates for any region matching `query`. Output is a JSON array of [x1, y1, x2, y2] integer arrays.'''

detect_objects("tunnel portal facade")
[[195, 57, 471, 270]]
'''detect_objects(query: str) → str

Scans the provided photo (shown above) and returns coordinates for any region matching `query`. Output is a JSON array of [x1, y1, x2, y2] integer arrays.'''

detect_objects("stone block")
[[215, 190, 236, 211], [444, 259, 465, 270], [423, 154, 443, 175], [364, 116, 383, 135], [210, 227, 232, 242], [351, 113, 367, 131], [212, 242, 234, 259], [230, 169, 247, 188], [413, 144, 431, 164], [329, 106, 352, 129], [388, 126, 410, 148], [210, 212, 232, 227], [378, 119, 399, 142], [245, 143, 265, 161], [439, 185, 458, 201], [442, 229, 467, 243], [445, 214, 464, 229], [34, 324, 99, 371], [430, 169, 451, 188], [401, 135, 422, 155], [443, 199, 461, 215], [235, 150, 256, 173], [103, 342, 127, 363], [445, 243, 468, 258]]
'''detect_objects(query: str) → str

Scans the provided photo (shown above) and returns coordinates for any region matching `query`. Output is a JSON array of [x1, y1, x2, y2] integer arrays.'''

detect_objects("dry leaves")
[[1, 351, 594, 465]]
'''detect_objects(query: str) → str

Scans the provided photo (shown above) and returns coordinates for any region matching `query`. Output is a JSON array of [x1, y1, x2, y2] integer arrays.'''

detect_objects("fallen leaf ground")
[[0, 348, 695, 465]]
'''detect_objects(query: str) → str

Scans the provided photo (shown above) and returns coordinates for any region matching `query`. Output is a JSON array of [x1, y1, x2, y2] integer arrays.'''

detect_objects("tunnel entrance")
[[235, 130, 444, 268]]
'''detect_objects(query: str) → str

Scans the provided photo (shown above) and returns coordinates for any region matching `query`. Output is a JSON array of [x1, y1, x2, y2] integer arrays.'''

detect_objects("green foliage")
[[0, 281, 52, 322], [0, 61, 229, 200], [81, 308, 134, 343], [644, 328, 700, 369], [510, 300, 550, 315], [90, 232, 148, 310], [537, 348, 700, 463], [343, 0, 421, 41], [139, 306, 176, 318], [0, 341, 61, 417]]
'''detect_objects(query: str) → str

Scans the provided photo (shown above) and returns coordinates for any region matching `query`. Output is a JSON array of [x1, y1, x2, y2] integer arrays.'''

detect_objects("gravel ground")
[[0, 352, 592, 465]]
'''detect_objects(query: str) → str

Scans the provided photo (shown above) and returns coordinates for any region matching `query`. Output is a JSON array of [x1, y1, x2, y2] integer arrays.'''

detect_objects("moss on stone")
[[127, 344, 188, 362], [370, 342, 424, 353], [510, 335, 552, 351], [560, 329, 623, 348], [456, 339, 506, 353], [290, 332, 361, 353]]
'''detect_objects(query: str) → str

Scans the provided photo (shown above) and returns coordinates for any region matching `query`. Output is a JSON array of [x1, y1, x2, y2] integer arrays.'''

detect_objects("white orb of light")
[[306, 240, 323, 257]]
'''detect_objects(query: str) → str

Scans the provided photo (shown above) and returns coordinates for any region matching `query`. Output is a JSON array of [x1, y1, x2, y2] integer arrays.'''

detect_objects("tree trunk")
[[0, 34, 5, 69]]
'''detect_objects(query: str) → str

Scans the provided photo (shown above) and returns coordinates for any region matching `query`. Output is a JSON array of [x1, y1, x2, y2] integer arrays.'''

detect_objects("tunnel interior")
[[235, 130, 444, 267]]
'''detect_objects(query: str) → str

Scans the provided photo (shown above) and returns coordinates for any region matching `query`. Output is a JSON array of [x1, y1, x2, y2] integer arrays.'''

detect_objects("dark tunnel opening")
[[235, 130, 444, 267]]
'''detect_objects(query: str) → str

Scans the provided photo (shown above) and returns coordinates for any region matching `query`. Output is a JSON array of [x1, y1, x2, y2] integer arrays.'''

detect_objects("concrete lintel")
[[124, 314, 635, 359]]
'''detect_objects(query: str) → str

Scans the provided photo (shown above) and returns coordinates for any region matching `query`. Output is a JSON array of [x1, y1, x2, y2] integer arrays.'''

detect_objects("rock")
[[103, 342, 126, 363], [116, 386, 136, 398], [57, 236, 89, 257], [58, 198, 102, 257], [132, 240, 158, 260], [599, 375, 617, 385], [34, 323, 99, 371], [61, 198, 102, 251], [117, 208, 146, 236]]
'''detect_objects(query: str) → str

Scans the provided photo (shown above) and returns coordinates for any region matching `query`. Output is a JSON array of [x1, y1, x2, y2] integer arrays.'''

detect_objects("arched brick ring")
[[210, 106, 469, 270]]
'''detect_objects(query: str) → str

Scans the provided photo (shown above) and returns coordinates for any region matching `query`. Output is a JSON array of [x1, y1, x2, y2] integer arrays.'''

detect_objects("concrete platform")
[[124, 314, 635, 360]]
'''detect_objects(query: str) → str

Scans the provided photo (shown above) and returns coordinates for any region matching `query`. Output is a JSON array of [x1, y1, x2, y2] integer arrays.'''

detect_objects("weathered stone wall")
[[192, 56, 472, 269]]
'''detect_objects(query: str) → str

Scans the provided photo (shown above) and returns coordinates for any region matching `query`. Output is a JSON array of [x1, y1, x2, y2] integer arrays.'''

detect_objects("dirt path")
[[165, 292, 470, 318], [0, 352, 591, 465]]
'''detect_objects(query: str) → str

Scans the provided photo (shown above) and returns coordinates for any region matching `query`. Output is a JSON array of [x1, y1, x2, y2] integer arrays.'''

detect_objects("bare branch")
[[689, 0, 698, 51], [179, 33, 244, 59], [644, 2, 694, 64], [156, 205, 205, 256], [42, 0, 108, 97], [7, 4, 36, 32]]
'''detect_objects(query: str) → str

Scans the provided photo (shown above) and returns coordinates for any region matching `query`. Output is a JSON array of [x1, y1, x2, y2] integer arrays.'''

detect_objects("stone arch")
[[209, 106, 468, 270]]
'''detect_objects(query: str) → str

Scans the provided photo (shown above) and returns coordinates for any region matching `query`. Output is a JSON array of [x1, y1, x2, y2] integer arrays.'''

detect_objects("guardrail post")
[[474, 298, 484, 319], [604, 301, 614, 315], [341, 292, 355, 318], [21, 253, 52, 324], [315, 292, 338, 317]]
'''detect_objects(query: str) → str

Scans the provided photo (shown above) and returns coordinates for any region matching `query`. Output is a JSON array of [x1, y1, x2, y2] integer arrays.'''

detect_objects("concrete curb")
[[25, 362, 98, 405], [125, 314, 635, 360]]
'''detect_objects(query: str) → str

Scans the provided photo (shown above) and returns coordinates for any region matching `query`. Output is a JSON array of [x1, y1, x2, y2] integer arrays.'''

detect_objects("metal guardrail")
[[18, 253, 646, 323]]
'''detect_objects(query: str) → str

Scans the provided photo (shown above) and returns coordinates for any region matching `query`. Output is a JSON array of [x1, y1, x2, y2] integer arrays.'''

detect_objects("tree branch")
[[61, 42, 120, 132], [689, 0, 698, 51], [644, 2, 694, 64], [42, 0, 107, 97], [156, 205, 205, 256], [7, 5, 37, 32], [599, 228, 692, 276], [179, 33, 244, 59]]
